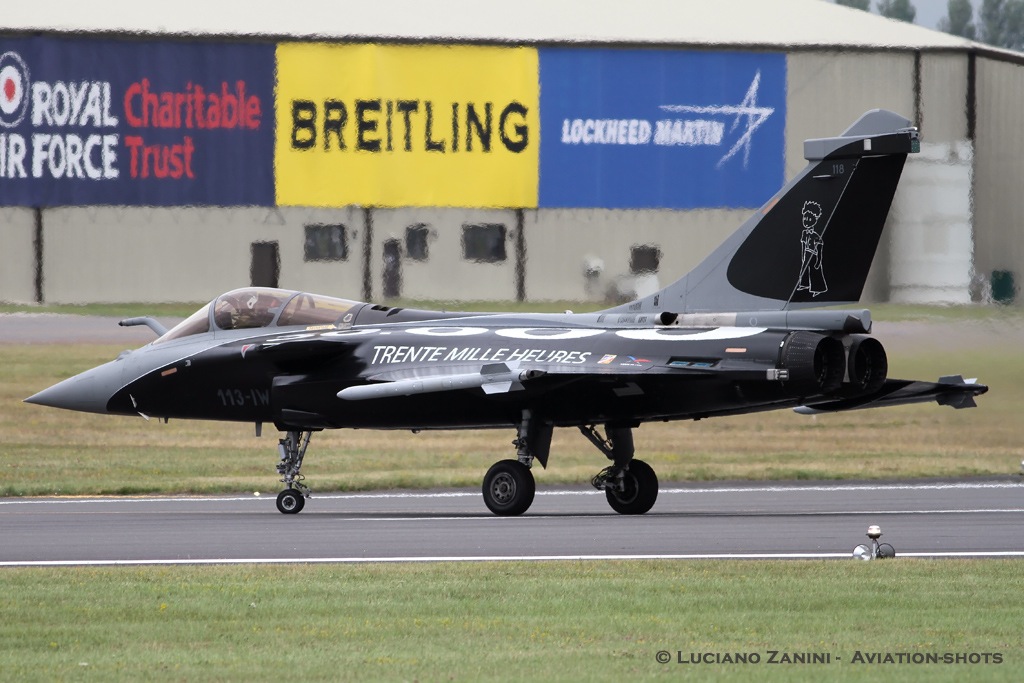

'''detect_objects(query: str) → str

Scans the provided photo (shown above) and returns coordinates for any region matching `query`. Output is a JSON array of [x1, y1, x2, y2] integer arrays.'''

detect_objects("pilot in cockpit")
[[214, 291, 283, 330]]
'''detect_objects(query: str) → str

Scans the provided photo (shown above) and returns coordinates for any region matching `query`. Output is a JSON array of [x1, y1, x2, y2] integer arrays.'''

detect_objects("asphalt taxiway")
[[2, 480, 1022, 566]]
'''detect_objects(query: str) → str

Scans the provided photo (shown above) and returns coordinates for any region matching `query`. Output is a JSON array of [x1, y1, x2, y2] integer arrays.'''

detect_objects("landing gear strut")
[[481, 410, 550, 516], [276, 430, 312, 514], [580, 424, 659, 514]]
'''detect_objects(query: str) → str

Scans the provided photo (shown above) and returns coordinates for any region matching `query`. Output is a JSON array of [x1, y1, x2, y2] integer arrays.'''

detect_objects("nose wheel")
[[276, 488, 306, 514]]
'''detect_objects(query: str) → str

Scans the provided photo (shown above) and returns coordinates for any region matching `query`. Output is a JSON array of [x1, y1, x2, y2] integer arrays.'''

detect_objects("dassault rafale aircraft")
[[27, 110, 987, 516]]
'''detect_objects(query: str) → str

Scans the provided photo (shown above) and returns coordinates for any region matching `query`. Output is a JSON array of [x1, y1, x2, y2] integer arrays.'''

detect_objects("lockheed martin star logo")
[[658, 70, 774, 170]]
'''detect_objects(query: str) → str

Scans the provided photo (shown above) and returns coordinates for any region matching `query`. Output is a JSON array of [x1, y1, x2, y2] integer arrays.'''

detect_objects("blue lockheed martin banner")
[[0, 37, 274, 207], [538, 49, 787, 209]]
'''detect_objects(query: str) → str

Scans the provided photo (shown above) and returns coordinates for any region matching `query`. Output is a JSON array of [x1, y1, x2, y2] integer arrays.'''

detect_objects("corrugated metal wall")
[[523, 208, 748, 302], [7, 48, 1024, 306], [974, 56, 1024, 301], [920, 53, 969, 143], [784, 52, 915, 179]]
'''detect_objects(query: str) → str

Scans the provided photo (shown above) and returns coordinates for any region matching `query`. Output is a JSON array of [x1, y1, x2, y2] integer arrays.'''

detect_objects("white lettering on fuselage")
[[369, 345, 591, 366], [256, 325, 769, 368]]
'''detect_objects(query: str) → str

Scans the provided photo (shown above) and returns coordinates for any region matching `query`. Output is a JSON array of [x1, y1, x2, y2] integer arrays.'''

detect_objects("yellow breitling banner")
[[275, 43, 539, 208]]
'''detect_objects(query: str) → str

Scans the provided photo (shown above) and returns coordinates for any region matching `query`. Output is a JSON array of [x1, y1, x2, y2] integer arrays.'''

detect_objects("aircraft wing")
[[335, 354, 779, 401], [794, 375, 988, 414], [338, 361, 548, 400]]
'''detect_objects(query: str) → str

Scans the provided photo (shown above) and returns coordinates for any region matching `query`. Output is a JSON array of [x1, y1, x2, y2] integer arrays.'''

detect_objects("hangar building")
[[1, 0, 1023, 306]]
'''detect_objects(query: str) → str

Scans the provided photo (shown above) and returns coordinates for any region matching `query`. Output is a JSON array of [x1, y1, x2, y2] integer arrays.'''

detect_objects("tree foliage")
[[938, 0, 978, 39], [979, 0, 1024, 50], [835, 0, 871, 9], [877, 0, 917, 22]]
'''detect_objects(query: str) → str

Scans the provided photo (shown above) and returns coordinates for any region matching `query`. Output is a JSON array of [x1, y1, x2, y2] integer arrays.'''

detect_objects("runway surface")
[[2, 480, 1023, 566]]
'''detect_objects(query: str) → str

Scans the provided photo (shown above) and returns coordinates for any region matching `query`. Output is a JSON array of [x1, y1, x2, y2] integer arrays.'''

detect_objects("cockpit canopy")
[[154, 288, 362, 344]]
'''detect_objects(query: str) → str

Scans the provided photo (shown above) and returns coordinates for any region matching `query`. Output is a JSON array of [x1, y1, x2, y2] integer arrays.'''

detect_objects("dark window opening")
[[462, 223, 507, 263], [304, 223, 348, 262], [630, 244, 661, 274], [251, 241, 280, 288], [383, 239, 402, 299], [406, 223, 430, 261]]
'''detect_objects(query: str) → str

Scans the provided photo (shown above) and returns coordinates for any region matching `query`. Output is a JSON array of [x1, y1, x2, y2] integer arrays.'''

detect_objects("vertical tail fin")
[[604, 110, 919, 315]]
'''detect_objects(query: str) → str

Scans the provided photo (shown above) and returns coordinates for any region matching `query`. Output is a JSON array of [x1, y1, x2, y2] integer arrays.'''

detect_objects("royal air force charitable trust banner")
[[0, 37, 275, 206], [0, 37, 786, 209]]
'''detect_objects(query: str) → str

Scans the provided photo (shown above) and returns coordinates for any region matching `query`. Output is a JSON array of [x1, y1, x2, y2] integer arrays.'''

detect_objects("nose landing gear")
[[276, 430, 312, 514]]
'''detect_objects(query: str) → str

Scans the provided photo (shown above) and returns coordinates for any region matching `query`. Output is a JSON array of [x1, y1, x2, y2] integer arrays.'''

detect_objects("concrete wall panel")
[[369, 208, 519, 303], [41, 207, 363, 304], [0, 208, 36, 304]]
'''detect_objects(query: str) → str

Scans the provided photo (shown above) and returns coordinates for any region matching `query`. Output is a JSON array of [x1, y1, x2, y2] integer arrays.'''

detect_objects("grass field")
[[1, 560, 1020, 682]]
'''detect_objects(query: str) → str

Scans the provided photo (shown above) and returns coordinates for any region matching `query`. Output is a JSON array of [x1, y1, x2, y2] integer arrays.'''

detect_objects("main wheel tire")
[[482, 459, 536, 516], [605, 459, 658, 515], [276, 488, 305, 514]]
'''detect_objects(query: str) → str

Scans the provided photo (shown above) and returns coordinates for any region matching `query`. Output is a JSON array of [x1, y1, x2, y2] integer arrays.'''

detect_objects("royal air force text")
[[0, 78, 260, 181]]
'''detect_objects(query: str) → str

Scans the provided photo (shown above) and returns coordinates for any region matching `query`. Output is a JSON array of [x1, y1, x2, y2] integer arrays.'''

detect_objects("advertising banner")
[[538, 49, 787, 209], [275, 43, 539, 208], [0, 36, 274, 206]]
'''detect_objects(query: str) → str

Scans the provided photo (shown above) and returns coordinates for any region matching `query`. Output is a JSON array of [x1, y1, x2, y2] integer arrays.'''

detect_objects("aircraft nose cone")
[[24, 360, 123, 414]]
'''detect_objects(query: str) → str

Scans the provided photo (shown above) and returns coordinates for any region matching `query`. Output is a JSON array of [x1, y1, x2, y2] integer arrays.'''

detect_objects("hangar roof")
[[3, 0, 974, 50]]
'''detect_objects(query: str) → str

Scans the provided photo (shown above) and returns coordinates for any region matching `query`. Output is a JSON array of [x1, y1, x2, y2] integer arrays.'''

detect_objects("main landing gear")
[[580, 424, 659, 515], [276, 430, 312, 514], [480, 413, 659, 516]]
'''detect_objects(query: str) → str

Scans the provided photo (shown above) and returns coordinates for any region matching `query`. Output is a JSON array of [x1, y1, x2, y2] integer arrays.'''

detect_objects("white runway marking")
[[344, 510, 1024, 522], [5, 551, 1024, 567], [1, 481, 1020, 506]]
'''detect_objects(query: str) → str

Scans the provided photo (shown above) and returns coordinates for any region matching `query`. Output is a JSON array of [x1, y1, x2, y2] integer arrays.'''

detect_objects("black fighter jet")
[[26, 110, 987, 516]]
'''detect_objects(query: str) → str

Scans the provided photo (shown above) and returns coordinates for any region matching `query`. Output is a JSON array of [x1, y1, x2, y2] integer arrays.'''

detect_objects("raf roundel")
[[0, 51, 30, 128]]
